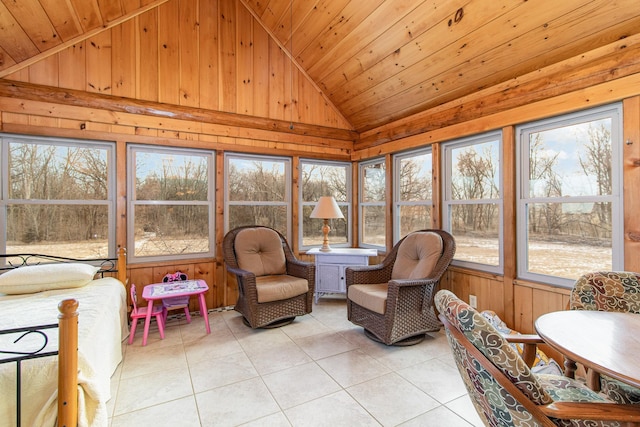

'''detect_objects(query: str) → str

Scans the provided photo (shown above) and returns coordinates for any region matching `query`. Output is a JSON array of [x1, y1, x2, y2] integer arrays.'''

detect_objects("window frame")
[[224, 152, 292, 241], [393, 147, 433, 244], [1, 133, 116, 258], [516, 103, 623, 288], [298, 158, 352, 251], [127, 144, 215, 263], [442, 131, 504, 273], [358, 157, 386, 250]]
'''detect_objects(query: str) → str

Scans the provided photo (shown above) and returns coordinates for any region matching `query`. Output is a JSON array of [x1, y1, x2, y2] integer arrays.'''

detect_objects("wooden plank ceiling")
[[1, 0, 640, 133]]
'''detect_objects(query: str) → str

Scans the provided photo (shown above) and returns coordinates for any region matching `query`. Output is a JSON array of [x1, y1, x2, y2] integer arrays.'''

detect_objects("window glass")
[[135, 152, 209, 201], [3, 135, 114, 258], [450, 141, 500, 200], [228, 158, 286, 202], [526, 202, 612, 278], [527, 120, 612, 198], [394, 149, 432, 241], [225, 154, 291, 239], [129, 146, 214, 260], [362, 205, 386, 246], [518, 105, 621, 286], [443, 133, 502, 271], [450, 203, 500, 265], [300, 160, 350, 249], [362, 162, 385, 202], [359, 159, 386, 248]]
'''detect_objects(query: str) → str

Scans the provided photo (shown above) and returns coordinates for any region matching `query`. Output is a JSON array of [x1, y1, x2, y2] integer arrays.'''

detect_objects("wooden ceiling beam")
[[0, 79, 358, 142]]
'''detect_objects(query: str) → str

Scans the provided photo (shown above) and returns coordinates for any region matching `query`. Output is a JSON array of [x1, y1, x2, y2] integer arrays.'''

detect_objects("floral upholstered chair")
[[435, 289, 640, 427], [223, 226, 315, 328], [570, 271, 640, 404]]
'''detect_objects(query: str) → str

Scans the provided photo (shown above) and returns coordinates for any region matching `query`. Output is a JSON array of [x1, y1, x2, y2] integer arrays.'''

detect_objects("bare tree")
[[399, 159, 431, 201], [8, 142, 110, 244], [451, 144, 498, 231], [227, 160, 287, 231], [579, 124, 612, 226], [528, 134, 563, 235]]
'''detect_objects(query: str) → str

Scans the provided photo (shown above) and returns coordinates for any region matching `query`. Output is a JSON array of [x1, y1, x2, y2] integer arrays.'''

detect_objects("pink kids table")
[[141, 279, 210, 346]]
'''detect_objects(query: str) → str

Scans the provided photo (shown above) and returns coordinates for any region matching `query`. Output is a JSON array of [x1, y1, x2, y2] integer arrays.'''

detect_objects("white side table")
[[308, 247, 377, 303]]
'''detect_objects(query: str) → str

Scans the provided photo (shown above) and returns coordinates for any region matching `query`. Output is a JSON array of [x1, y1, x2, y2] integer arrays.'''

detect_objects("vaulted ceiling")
[[1, 0, 639, 133]]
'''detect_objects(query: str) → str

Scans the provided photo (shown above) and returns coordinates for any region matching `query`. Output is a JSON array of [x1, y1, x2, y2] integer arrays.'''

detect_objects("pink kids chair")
[[129, 283, 165, 344], [161, 271, 192, 323]]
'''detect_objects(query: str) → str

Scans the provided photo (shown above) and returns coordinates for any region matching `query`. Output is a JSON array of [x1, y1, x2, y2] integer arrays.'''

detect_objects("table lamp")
[[310, 196, 344, 252]]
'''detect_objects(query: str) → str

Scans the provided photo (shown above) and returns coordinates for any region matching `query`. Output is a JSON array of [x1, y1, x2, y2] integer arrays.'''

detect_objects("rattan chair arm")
[[345, 263, 393, 286], [286, 258, 314, 278], [541, 401, 640, 422], [387, 277, 439, 288], [225, 265, 254, 279], [388, 278, 440, 314], [287, 260, 316, 294], [225, 266, 257, 296]]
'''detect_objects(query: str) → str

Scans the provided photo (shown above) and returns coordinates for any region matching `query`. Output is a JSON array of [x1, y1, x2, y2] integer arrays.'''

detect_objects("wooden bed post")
[[58, 299, 78, 427], [117, 247, 127, 285]]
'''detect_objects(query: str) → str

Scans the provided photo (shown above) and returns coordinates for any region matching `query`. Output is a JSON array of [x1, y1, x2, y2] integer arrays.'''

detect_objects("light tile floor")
[[108, 297, 484, 427]]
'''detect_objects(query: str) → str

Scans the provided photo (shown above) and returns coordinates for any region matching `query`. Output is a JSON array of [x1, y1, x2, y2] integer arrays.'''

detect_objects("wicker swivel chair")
[[570, 271, 640, 404], [346, 229, 455, 345], [435, 289, 640, 427], [223, 226, 315, 328]]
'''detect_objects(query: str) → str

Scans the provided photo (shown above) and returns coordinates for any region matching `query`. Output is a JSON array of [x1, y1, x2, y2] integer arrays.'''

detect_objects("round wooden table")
[[535, 310, 640, 389]]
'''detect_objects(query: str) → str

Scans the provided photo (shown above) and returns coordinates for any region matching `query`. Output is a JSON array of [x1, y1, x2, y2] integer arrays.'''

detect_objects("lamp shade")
[[309, 196, 344, 219]]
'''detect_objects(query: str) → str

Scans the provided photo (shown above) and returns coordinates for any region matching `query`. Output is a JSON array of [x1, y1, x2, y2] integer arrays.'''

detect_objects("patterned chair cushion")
[[481, 310, 563, 376], [435, 290, 553, 405], [600, 374, 640, 404], [435, 290, 623, 427], [570, 271, 640, 313], [570, 271, 640, 405], [445, 330, 538, 426], [536, 375, 615, 427]]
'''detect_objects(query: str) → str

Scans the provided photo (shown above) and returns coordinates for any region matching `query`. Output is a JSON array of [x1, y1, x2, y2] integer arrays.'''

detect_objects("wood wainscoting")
[[127, 258, 228, 314]]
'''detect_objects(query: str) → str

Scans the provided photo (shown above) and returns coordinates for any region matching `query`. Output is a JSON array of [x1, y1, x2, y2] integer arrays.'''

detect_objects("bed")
[[0, 248, 128, 427]]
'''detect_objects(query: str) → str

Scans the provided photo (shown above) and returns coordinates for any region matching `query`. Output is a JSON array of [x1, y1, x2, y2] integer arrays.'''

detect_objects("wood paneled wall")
[[383, 89, 640, 351], [354, 39, 640, 346], [1, 0, 640, 344], [433, 93, 640, 340], [0, 0, 356, 311], [3, 0, 351, 131], [338, 29, 640, 347]]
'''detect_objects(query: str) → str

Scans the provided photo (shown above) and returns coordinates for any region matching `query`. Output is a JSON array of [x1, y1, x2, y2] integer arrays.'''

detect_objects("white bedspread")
[[0, 277, 126, 427]]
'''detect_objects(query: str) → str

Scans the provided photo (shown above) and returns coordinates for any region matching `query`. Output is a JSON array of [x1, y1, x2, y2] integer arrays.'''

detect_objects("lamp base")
[[320, 220, 332, 252]]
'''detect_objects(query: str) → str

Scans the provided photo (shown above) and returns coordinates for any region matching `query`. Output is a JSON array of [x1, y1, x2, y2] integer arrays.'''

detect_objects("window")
[[1, 134, 115, 258], [517, 104, 622, 287], [225, 153, 291, 239], [359, 158, 386, 248], [299, 159, 351, 250], [443, 132, 503, 271], [393, 148, 432, 242], [128, 145, 214, 261]]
